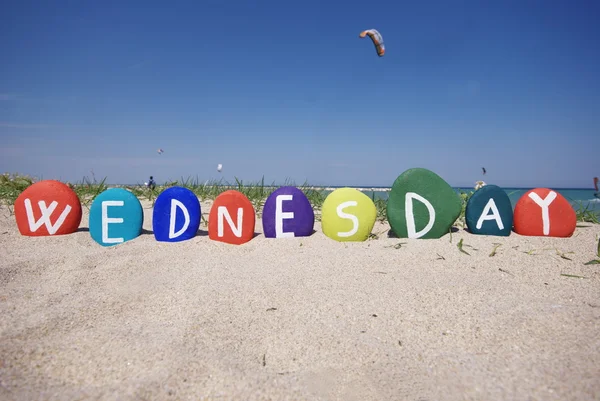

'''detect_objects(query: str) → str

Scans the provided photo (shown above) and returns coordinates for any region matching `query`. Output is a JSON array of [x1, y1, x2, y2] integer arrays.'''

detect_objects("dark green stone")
[[465, 184, 513, 236], [386, 168, 462, 239]]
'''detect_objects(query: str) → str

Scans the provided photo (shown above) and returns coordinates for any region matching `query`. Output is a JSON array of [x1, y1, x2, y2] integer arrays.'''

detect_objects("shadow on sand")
[[387, 226, 460, 238]]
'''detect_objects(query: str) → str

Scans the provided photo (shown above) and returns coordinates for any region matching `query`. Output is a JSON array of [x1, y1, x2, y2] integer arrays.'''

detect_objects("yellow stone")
[[321, 188, 377, 242]]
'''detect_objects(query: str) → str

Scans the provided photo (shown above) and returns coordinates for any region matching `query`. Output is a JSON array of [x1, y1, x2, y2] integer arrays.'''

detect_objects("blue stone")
[[89, 188, 143, 246], [152, 186, 201, 242], [262, 186, 315, 238], [465, 184, 514, 236]]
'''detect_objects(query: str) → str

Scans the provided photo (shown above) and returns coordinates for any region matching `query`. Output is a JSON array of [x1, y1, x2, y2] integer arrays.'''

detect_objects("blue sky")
[[1, 0, 599, 188]]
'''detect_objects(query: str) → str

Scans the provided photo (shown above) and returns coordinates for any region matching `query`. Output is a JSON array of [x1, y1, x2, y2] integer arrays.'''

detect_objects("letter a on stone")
[[14, 180, 82, 236], [153, 186, 201, 242], [476, 198, 504, 230], [465, 184, 513, 236]]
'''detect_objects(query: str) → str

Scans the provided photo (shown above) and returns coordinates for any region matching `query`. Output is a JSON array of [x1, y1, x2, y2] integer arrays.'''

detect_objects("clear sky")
[[1, 0, 599, 189]]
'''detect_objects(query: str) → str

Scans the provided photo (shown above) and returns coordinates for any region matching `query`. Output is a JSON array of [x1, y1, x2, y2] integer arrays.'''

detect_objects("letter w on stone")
[[24, 199, 72, 235]]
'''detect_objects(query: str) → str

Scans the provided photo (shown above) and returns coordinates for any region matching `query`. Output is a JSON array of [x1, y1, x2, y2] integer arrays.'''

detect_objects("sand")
[[1, 200, 599, 401]]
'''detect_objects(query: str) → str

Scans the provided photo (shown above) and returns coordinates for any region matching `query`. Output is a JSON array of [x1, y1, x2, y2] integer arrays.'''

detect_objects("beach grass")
[[1, 172, 598, 227], [573, 200, 600, 224], [0, 172, 331, 219], [584, 236, 600, 265], [0, 173, 36, 215]]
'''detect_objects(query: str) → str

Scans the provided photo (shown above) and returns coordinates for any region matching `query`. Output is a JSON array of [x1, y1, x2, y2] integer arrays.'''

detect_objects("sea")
[[125, 182, 600, 217], [317, 186, 600, 216]]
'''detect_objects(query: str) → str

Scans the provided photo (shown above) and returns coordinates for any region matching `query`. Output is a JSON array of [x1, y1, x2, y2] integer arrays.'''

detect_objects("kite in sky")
[[359, 29, 385, 57]]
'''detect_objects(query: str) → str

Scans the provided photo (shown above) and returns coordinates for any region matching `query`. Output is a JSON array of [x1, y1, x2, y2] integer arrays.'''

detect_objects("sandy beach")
[[1, 199, 599, 401]]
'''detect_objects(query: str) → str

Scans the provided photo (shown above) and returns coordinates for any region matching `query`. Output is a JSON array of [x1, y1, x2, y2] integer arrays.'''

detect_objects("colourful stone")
[[321, 188, 377, 242], [465, 184, 513, 236], [152, 186, 201, 242], [14, 180, 82, 236], [262, 186, 315, 238], [208, 190, 256, 245], [513, 188, 576, 237], [89, 188, 143, 246], [386, 168, 462, 239]]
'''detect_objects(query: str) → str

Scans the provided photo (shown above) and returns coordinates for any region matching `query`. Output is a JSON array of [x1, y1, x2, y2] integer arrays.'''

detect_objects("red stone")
[[14, 180, 82, 236], [208, 190, 256, 245], [513, 188, 576, 237]]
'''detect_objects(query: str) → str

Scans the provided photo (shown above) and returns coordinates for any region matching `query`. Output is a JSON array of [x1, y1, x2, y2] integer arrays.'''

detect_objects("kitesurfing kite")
[[157, 148, 164, 155], [482, 167, 486, 175], [359, 29, 385, 57], [217, 163, 223, 173]]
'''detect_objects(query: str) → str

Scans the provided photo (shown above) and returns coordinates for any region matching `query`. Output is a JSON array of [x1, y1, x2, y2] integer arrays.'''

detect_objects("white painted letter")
[[528, 191, 557, 236], [275, 194, 295, 238], [169, 199, 190, 239], [24, 199, 72, 235], [218, 206, 243, 238], [102, 200, 124, 244], [405, 192, 436, 239], [476, 198, 504, 230], [337, 201, 359, 237]]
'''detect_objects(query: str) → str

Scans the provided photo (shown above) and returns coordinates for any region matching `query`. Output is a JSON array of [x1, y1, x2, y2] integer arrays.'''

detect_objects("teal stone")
[[386, 168, 462, 239], [465, 184, 513, 236], [89, 188, 143, 246]]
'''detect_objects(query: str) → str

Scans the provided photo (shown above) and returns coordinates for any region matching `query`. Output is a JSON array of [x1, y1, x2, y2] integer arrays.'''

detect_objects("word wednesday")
[[13, 168, 578, 247]]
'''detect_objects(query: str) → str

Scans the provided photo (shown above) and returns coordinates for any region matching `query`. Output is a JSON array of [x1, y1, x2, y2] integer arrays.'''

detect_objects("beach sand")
[[1, 200, 599, 401]]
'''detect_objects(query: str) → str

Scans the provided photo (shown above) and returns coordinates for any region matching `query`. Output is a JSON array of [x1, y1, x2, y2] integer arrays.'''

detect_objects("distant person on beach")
[[147, 176, 156, 190]]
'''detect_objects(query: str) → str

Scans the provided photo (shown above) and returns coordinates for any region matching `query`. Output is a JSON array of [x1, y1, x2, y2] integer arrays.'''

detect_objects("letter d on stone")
[[405, 192, 436, 239], [169, 199, 190, 239]]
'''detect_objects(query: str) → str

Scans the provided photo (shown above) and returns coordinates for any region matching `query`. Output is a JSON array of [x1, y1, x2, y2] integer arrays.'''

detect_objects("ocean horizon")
[[105, 182, 600, 213], [328, 187, 600, 212]]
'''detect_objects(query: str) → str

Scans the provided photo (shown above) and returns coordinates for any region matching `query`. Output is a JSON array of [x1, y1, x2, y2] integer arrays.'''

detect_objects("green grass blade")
[[560, 273, 587, 279], [457, 238, 470, 255], [489, 243, 502, 257]]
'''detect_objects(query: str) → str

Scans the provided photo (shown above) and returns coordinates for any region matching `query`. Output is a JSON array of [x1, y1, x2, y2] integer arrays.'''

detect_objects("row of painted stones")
[[13, 168, 577, 246]]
